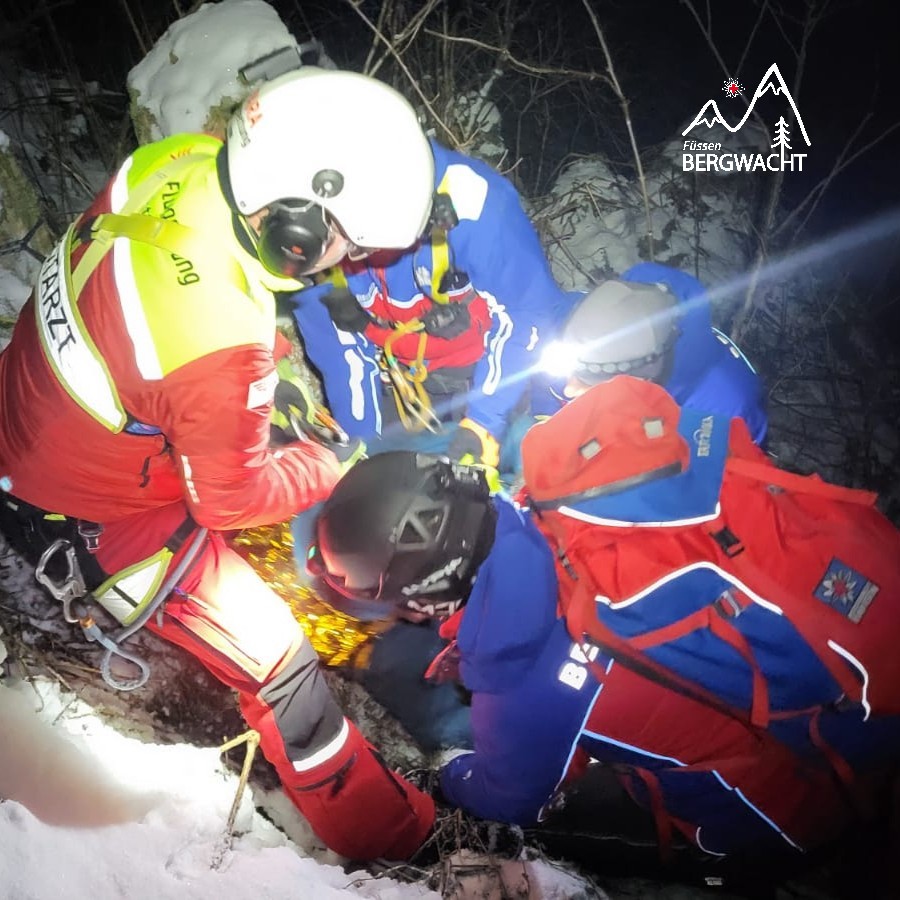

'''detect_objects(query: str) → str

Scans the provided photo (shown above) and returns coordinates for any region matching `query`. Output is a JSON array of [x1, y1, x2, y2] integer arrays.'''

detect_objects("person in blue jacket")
[[299, 261, 769, 753], [307, 450, 894, 876], [305, 451, 714, 852], [284, 138, 572, 700], [288, 138, 572, 467], [509, 262, 768, 470], [305, 450, 561, 763]]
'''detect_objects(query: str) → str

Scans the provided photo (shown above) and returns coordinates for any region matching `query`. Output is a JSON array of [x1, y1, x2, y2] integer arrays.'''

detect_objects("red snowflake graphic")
[[722, 77, 744, 99], [823, 570, 858, 605], [832, 578, 850, 598]]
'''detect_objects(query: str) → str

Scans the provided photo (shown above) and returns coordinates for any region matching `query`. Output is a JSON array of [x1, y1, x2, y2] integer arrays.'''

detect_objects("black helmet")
[[307, 451, 497, 620], [545, 280, 680, 386]]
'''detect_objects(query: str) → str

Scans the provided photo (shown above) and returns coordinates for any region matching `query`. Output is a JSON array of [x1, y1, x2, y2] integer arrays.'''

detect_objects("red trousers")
[[94, 502, 434, 860]]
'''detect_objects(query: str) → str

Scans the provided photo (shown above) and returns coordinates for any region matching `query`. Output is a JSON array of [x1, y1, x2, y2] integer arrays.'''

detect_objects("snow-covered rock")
[[128, 0, 307, 142], [536, 121, 766, 319]]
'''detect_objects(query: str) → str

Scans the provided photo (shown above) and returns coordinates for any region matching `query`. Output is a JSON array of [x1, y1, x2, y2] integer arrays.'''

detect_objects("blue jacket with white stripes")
[[288, 140, 569, 442], [438, 495, 595, 824], [438, 495, 811, 856]]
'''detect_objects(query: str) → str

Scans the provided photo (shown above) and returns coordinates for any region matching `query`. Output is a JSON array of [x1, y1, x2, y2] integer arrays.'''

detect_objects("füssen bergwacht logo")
[[682, 63, 810, 173]]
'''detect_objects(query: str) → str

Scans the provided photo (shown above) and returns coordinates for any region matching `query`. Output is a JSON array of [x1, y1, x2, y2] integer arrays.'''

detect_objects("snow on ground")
[[0, 673, 438, 900], [0, 537, 604, 900], [0, 670, 604, 900]]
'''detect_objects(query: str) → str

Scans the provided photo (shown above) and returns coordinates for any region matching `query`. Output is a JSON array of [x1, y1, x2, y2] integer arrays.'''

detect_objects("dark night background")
[[1, 3, 900, 895], [3, 0, 899, 493], [1, 0, 898, 426], [7, 0, 899, 210]]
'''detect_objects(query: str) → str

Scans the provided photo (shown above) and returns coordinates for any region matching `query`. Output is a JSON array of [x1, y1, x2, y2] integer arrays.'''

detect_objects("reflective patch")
[[481, 291, 512, 395], [36, 234, 126, 431], [813, 558, 878, 623], [94, 549, 171, 625], [444, 164, 488, 221], [180, 455, 200, 504], [247, 369, 278, 409]]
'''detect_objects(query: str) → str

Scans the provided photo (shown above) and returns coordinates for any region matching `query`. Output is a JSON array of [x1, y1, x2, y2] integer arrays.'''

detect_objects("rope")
[[91, 527, 209, 692], [381, 324, 442, 433]]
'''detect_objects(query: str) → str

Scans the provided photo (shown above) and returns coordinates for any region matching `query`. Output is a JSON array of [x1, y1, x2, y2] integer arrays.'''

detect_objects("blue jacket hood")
[[622, 263, 767, 444]]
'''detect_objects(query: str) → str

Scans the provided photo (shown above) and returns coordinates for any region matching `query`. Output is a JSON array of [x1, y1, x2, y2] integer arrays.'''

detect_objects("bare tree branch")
[[679, 0, 771, 140], [731, 0, 819, 343], [362, 0, 391, 74], [367, 0, 441, 79], [579, 0, 654, 260], [775, 116, 900, 241], [736, 0, 770, 73], [341, 0, 457, 144], [422, 28, 611, 84]]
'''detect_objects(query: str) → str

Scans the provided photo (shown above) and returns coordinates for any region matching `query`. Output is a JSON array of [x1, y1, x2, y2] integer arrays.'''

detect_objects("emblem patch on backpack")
[[813, 558, 879, 623]]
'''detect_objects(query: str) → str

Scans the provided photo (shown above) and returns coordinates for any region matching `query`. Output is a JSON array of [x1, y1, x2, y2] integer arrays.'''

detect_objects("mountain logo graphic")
[[683, 63, 811, 147]]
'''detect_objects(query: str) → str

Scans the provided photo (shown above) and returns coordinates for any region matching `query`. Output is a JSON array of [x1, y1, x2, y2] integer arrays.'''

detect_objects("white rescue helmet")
[[225, 67, 435, 274]]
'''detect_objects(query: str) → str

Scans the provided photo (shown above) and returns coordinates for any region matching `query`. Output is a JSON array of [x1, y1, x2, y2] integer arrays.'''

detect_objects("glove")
[[448, 418, 501, 469], [332, 435, 367, 475], [420, 301, 471, 339], [272, 360, 364, 474], [272, 360, 318, 441], [319, 286, 371, 333]]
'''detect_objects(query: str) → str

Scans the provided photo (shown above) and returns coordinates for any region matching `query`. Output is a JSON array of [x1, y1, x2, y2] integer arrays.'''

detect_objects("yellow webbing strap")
[[69, 154, 203, 298], [318, 171, 455, 431], [318, 264, 348, 289], [72, 213, 246, 297], [429, 172, 453, 304], [429, 225, 451, 304]]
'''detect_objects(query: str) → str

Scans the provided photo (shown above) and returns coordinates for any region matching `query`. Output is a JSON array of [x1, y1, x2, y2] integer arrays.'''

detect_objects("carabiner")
[[34, 539, 87, 623]]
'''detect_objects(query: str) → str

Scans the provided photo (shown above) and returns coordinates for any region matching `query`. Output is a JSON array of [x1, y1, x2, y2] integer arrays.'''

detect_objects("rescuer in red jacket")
[[0, 68, 436, 861]]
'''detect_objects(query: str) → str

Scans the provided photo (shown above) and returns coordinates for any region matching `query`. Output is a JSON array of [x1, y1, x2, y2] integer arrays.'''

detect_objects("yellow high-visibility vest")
[[35, 133, 304, 432]]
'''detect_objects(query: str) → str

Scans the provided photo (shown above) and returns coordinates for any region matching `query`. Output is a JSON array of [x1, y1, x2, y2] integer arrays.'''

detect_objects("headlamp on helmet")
[[546, 280, 680, 386]]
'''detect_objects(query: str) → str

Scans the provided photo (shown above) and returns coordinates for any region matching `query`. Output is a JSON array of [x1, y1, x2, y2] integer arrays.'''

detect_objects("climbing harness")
[[319, 184, 468, 435], [34, 527, 209, 691], [379, 322, 443, 433]]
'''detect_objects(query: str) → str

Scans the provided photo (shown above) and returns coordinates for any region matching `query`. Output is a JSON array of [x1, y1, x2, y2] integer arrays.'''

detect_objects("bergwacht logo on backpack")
[[814, 558, 879, 623]]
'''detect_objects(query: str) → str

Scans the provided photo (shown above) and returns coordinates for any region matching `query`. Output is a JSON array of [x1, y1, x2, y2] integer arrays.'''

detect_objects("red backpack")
[[519, 376, 900, 854]]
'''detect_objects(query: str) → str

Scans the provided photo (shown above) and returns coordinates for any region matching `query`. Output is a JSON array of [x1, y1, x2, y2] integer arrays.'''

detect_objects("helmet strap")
[[217, 146, 263, 258]]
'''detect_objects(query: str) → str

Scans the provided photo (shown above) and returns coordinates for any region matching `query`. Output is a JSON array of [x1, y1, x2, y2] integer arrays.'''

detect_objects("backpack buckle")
[[714, 590, 744, 619], [710, 526, 744, 558]]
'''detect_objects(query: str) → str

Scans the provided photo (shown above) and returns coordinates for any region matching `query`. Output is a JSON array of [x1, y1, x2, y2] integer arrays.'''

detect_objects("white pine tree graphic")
[[772, 116, 792, 165]]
